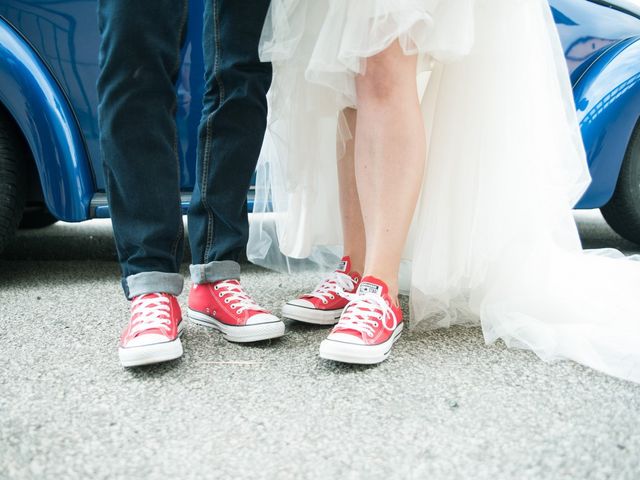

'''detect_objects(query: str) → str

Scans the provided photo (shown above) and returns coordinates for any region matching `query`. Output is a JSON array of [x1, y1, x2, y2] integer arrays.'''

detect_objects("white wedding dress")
[[247, 0, 640, 382]]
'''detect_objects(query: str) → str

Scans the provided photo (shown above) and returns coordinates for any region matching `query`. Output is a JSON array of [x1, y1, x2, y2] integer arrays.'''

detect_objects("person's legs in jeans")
[[186, 0, 285, 342], [98, 0, 189, 366], [98, 0, 188, 299], [188, 0, 272, 282]]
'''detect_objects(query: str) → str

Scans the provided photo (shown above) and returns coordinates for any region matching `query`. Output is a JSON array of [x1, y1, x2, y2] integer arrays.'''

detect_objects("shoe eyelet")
[[368, 333, 374, 338], [218, 293, 224, 298], [373, 322, 379, 328], [322, 300, 328, 305], [329, 295, 335, 300], [224, 299, 230, 304], [214, 285, 219, 290], [231, 304, 237, 309]]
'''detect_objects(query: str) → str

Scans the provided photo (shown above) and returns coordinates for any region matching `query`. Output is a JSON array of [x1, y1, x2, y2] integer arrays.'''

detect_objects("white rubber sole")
[[119, 323, 185, 368], [318, 324, 403, 365], [188, 309, 285, 343], [281, 303, 343, 325]]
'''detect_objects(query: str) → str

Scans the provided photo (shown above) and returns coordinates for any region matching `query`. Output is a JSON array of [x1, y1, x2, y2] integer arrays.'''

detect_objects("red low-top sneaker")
[[118, 293, 185, 368], [319, 276, 403, 364], [281, 256, 361, 325], [188, 279, 285, 343]]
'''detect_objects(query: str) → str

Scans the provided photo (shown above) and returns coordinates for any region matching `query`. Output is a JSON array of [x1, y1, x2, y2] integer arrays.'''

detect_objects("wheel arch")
[[0, 16, 94, 222], [573, 36, 640, 209]]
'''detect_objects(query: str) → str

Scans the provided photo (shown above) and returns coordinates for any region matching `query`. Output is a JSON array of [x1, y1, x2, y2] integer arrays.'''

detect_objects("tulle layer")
[[248, 0, 640, 382], [260, 0, 475, 106]]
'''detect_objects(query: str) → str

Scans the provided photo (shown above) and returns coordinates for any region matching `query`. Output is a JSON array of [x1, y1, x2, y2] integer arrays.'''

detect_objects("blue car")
[[1, 0, 640, 253]]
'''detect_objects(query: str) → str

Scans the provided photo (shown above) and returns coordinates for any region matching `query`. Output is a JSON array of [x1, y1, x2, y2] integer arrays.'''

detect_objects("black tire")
[[19, 204, 57, 229], [601, 121, 640, 245], [0, 112, 27, 253]]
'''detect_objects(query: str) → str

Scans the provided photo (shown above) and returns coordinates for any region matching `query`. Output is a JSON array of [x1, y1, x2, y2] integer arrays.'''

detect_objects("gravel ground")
[[1, 211, 639, 480]]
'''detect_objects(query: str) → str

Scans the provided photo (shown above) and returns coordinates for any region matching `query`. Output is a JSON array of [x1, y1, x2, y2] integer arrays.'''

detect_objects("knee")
[[357, 56, 414, 106], [355, 42, 416, 105], [357, 63, 398, 104]]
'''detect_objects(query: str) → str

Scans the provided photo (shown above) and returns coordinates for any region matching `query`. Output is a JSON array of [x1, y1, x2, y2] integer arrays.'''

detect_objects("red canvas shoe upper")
[[328, 276, 403, 346], [120, 293, 182, 348], [287, 256, 361, 311], [188, 279, 275, 326]]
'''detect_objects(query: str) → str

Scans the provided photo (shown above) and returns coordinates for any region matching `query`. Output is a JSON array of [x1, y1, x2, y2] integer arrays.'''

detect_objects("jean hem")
[[125, 272, 184, 299], [189, 260, 241, 284]]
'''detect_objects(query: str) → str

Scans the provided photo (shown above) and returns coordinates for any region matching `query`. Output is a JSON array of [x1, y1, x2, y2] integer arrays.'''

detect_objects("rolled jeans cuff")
[[190, 260, 241, 284], [125, 272, 184, 299]]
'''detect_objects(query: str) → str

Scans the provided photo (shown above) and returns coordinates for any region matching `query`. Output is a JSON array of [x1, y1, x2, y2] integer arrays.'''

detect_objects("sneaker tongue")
[[336, 256, 351, 274], [356, 276, 389, 297]]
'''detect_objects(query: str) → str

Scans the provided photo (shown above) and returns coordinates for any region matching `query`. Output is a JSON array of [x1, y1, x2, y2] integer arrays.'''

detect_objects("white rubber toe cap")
[[286, 298, 315, 308], [326, 332, 365, 345], [123, 334, 170, 348], [246, 312, 281, 326]]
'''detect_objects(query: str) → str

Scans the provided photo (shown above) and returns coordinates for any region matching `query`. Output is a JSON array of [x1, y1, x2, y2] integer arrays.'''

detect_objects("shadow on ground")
[[2, 210, 638, 264]]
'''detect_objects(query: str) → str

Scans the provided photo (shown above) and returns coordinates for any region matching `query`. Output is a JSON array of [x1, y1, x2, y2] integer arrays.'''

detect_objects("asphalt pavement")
[[1, 211, 639, 479]]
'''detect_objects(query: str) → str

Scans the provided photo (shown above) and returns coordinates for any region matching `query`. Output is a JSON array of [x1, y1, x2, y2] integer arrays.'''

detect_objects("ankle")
[[362, 271, 399, 301], [344, 252, 365, 275]]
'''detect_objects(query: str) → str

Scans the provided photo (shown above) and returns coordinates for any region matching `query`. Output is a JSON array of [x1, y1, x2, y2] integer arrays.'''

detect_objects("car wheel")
[[601, 121, 640, 245], [19, 204, 57, 229], [0, 111, 27, 254]]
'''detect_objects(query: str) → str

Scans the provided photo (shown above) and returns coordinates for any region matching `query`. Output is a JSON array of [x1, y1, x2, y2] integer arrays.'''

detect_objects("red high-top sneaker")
[[281, 256, 361, 325], [319, 276, 403, 364], [188, 279, 285, 342], [118, 293, 184, 367]]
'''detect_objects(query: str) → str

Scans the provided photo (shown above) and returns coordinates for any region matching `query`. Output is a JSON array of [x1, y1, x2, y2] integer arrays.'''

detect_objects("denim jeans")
[[97, 0, 272, 298]]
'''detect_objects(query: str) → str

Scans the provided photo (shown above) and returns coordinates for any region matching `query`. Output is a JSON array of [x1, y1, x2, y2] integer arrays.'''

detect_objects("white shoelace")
[[130, 294, 171, 336], [306, 271, 357, 304], [215, 280, 264, 314], [335, 292, 398, 338]]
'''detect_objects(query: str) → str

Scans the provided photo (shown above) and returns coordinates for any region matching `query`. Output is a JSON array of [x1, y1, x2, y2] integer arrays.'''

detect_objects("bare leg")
[[337, 108, 366, 274], [354, 41, 426, 300]]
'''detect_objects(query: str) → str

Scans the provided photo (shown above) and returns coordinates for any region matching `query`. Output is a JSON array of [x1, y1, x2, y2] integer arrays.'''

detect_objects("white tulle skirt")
[[247, 0, 640, 382]]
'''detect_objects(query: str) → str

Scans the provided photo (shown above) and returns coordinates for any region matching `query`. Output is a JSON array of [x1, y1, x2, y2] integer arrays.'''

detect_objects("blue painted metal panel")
[[551, 0, 640, 81], [550, 0, 640, 207], [573, 37, 640, 208], [0, 16, 93, 221]]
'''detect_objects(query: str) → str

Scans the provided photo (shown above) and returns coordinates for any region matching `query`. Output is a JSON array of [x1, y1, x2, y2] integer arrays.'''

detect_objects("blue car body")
[[0, 0, 639, 221]]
